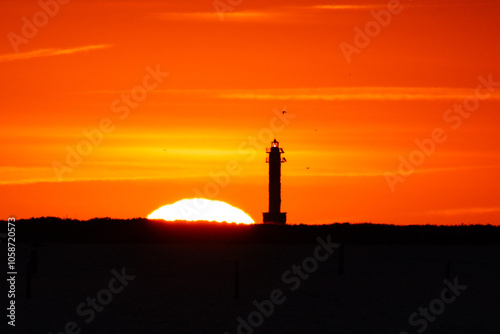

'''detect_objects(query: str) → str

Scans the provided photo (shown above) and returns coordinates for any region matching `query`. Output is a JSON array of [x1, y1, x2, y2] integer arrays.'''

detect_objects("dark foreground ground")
[[1, 219, 500, 333], [6, 217, 500, 244]]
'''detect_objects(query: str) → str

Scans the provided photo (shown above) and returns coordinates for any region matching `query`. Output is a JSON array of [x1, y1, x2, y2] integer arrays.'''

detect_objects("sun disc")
[[148, 198, 255, 224]]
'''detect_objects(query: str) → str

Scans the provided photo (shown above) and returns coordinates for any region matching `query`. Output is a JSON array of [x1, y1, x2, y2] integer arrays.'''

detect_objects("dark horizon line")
[[2, 216, 498, 227]]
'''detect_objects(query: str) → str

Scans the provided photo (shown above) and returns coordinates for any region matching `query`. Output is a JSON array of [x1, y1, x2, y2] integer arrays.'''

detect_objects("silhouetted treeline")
[[2, 217, 500, 244]]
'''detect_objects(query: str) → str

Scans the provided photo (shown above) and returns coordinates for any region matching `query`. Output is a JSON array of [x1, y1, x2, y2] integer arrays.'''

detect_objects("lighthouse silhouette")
[[263, 139, 287, 224]]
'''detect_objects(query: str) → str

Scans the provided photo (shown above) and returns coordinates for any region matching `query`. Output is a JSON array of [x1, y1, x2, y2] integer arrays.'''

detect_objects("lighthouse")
[[263, 139, 287, 224]]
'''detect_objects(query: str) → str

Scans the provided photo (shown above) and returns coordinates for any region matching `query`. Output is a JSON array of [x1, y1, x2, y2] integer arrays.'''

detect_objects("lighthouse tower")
[[263, 139, 287, 224]]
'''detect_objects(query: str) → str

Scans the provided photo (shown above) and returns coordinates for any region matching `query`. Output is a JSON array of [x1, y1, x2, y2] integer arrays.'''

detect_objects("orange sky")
[[1, 0, 500, 225]]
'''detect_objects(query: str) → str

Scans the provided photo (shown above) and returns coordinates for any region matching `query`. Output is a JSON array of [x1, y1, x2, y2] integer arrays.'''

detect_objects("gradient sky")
[[1, 0, 499, 225]]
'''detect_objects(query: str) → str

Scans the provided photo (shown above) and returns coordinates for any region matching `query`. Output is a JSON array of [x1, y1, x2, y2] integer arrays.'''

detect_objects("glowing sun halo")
[[148, 198, 255, 224]]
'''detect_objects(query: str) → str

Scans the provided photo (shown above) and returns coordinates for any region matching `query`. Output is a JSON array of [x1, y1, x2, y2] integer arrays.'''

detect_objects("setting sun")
[[148, 198, 255, 224]]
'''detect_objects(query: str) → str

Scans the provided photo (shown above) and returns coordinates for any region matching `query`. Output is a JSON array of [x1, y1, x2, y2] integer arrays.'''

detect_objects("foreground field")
[[8, 242, 500, 334]]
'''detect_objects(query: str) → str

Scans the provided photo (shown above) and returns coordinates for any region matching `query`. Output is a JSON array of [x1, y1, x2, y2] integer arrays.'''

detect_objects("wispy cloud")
[[426, 207, 500, 216], [138, 87, 500, 102], [0, 44, 112, 63], [216, 87, 500, 101], [153, 11, 280, 22], [301, 165, 500, 178], [152, 5, 383, 23], [151, 2, 456, 23], [84, 86, 500, 101], [0, 175, 171, 186], [310, 4, 387, 10], [307, 2, 432, 10]]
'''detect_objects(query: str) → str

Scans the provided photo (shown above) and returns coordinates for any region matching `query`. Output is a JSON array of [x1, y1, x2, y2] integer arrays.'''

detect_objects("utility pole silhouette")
[[263, 139, 287, 224]]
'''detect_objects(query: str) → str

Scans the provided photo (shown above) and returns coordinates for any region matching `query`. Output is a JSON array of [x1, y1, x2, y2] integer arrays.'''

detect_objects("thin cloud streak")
[[0, 44, 113, 63], [311, 4, 387, 10], [128, 87, 500, 102], [151, 6, 387, 23], [386, 165, 500, 177], [152, 2, 439, 24], [308, 165, 500, 178], [153, 11, 280, 21], [215, 87, 500, 101], [426, 207, 500, 216], [0, 175, 203, 186], [307, 3, 442, 10]]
